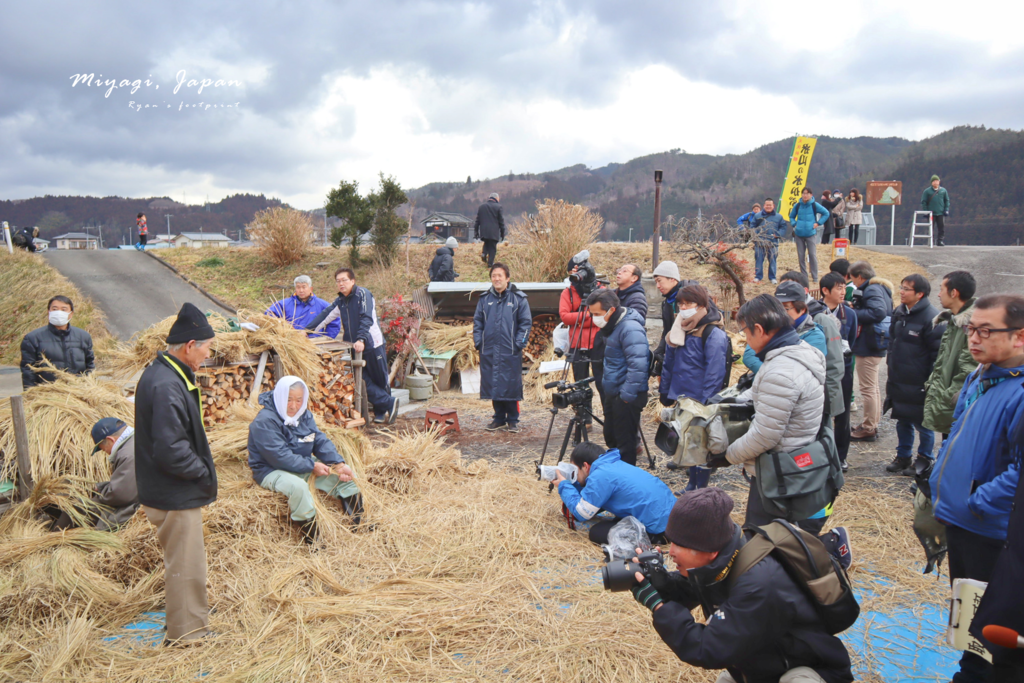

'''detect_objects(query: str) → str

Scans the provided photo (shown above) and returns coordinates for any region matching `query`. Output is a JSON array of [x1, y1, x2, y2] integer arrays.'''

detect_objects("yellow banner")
[[779, 136, 817, 219]]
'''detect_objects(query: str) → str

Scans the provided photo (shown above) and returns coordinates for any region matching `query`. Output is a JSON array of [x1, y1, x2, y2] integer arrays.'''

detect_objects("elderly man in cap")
[[51, 417, 139, 531], [474, 192, 505, 267], [134, 302, 218, 644], [265, 275, 340, 339], [628, 488, 854, 683]]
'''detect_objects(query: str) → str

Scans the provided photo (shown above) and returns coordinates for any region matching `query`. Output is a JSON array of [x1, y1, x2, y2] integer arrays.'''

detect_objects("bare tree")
[[670, 214, 764, 307]]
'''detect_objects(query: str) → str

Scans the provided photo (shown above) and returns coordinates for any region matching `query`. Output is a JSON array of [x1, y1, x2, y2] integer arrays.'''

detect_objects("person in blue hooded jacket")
[[735, 202, 761, 228], [743, 283, 827, 376], [265, 275, 340, 339], [930, 294, 1024, 683], [248, 376, 362, 540], [555, 442, 677, 545], [788, 187, 830, 283]]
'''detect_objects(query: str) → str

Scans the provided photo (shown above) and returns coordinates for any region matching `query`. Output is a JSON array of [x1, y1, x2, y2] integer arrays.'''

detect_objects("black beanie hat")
[[663, 487, 736, 552], [166, 303, 215, 344]]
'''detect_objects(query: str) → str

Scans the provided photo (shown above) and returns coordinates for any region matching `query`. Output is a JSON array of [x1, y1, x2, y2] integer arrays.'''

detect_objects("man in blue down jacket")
[[587, 288, 649, 467], [930, 294, 1024, 683], [788, 187, 831, 283], [750, 198, 789, 284], [265, 275, 340, 339], [473, 262, 532, 432]]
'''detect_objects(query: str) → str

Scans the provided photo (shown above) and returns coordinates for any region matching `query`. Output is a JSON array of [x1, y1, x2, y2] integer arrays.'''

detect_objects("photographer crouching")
[[626, 488, 854, 683]]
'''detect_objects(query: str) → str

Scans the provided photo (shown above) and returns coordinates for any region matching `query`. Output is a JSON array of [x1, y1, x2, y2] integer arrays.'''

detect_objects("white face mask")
[[592, 312, 609, 329], [678, 307, 698, 320], [49, 310, 70, 326]]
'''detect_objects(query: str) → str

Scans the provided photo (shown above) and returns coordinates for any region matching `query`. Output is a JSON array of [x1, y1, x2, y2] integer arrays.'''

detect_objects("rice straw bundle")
[[420, 321, 479, 370]]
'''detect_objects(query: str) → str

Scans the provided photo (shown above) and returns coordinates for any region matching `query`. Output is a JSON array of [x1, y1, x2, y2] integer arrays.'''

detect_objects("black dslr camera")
[[602, 550, 666, 592], [567, 250, 598, 298], [545, 376, 596, 410]]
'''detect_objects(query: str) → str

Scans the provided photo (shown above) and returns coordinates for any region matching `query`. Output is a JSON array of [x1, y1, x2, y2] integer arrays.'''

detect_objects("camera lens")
[[601, 559, 642, 592]]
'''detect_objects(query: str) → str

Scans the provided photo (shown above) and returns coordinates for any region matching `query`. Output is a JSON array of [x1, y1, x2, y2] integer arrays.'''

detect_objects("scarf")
[[273, 376, 309, 427], [667, 306, 708, 347]]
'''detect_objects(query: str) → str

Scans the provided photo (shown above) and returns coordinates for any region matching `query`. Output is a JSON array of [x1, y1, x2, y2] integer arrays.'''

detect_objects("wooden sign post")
[[10, 396, 34, 499]]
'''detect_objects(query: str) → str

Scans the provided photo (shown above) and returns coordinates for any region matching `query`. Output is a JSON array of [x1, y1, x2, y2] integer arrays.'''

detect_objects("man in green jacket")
[[922, 271, 977, 437], [920, 175, 951, 246]]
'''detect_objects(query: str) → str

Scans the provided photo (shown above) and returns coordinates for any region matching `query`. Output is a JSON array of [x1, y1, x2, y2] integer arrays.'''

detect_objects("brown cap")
[[663, 487, 736, 552]]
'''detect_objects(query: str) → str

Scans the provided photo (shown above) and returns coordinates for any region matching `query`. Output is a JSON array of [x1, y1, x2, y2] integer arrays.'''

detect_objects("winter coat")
[[427, 247, 457, 282], [20, 324, 95, 389], [473, 199, 505, 242], [617, 280, 649, 323], [557, 449, 676, 533], [599, 307, 650, 404], [819, 197, 841, 235], [851, 278, 894, 358], [727, 334, 826, 467], [788, 198, 831, 238], [742, 314, 825, 376], [265, 294, 340, 339], [655, 280, 701, 361], [473, 284, 532, 401], [930, 360, 1024, 540], [651, 524, 853, 683], [750, 210, 788, 244], [736, 211, 758, 227], [559, 285, 601, 353], [923, 299, 979, 434], [247, 391, 344, 485], [884, 298, 945, 424], [809, 300, 847, 418], [12, 227, 36, 251], [920, 186, 950, 216], [661, 314, 729, 404], [826, 302, 858, 372], [844, 198, 863, 226], [134, 352, 217, 510], [93, 432, 140, 531], [306, 285, 385, 350]]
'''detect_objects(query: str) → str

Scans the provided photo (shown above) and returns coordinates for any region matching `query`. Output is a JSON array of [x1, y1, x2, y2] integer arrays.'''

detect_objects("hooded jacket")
[[884, 297, 945, 424], [473, 199, 505, 241], [599, 307, 650, 404], [247, 391, 344, 485], [651, 524, 853, 683], [788, 198, 831, 238], [922, 299, 979, 434], [617, 280, 649, 323], [473, 283, 532, 401], [727, 334, 826, 467], [12, 227, 37, 251], [20, 323, 95, 388], [556, 449, 676, 533], [306, 285, 385, 350], [851, 277, 894, 358], [660, 310, 729, 404], [265, 294, 340, 338], [930, 359, 1024, 540], [428, 247, 457, 282], [134, 352, 217, 510]]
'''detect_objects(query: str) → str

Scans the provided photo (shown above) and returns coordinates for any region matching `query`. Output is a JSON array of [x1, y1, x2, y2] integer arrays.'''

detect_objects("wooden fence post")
[[10, 396, 34, 499]]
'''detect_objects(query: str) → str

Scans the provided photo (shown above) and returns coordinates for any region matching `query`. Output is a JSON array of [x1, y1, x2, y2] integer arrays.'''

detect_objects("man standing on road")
[[788, 187, 830, 283], [923, 271, 979, 439], [820, 273, 858, 471], [134, 303, 217, 645], [883, 275, 945, 475], [136, 212, 148, 251], [615, 264, 648, 323], [930, 294, 1024, 683], [474, 192, 505, 267], [849, 261, 894, 442], [474, 263, 532, 433], [265, 275, 340, 339], [920, 175, 950, 247]]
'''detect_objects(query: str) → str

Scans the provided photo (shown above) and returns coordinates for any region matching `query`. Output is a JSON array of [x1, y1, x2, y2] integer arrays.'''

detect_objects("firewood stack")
[[307, 351, 365, 429], [196, 364, 276, 428], [524, 315, 558, 360]]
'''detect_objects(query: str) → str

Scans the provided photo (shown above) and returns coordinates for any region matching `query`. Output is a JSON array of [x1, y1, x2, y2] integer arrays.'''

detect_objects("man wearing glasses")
[[930, 294, 1024, 683]]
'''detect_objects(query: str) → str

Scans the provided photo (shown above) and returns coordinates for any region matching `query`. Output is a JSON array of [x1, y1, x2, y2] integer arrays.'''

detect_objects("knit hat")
[[930, 175, 940, 182], [652, 261, 681, 281], [663, 487, 736, 552], [774, 280, 805, 303], [166, 302, 215, 344], [445, 236, 458, 249], [488, 192, 500, 201]]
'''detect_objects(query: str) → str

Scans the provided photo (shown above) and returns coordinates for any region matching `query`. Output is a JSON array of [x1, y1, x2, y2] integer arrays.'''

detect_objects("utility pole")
[[165, 214, 173, 239], [652, 169, 663, 266], [628, 227, 633, 243], [98, 223, 103, 248]]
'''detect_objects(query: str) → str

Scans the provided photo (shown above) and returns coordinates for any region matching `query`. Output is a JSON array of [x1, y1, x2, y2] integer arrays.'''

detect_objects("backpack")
[[701, 324, 737, 393], [875, 315, 891, 351], [727, 520, 860, 635]]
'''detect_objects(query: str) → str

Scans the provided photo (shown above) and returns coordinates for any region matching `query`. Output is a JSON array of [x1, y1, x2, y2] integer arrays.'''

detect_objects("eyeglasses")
[[965, 325, 1023, 340], [898, 286, 917, 293]]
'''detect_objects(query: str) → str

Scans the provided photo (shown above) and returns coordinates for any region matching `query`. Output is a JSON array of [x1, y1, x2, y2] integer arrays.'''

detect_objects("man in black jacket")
[[20, 295, 95, 388], [474, 193, 504, 267], [135, 302, 217, 644], [428, 236, 459, 282], [11, 225, 38, 251], [615, 263, 648, 323], [884, 274, 945, 475], [630, 488, 853, 683]]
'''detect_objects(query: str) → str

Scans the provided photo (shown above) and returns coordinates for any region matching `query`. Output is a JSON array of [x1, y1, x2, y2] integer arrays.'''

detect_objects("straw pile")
[[420, 322, 478, 371]]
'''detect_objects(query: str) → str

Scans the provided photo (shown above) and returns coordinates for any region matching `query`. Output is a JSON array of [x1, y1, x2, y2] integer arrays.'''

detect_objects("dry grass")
[[505, 199, 603, 282], [246, 207, 314, 267], [420, 322, 479, 371]]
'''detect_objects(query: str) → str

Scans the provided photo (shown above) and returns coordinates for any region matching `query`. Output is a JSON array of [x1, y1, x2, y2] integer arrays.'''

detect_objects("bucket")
[[405, 373, 433, 401]]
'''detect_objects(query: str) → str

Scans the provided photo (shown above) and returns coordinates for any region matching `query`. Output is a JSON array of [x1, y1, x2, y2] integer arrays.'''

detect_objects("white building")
[[172, 232, 232, 248], [54, 232, 99, 250]]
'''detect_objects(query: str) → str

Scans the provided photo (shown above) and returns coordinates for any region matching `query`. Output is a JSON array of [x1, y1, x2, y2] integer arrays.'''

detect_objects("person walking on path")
[[474, 262, 532, 432], [923, 271, 978, 438], [920, 175, 950, 246], [136, 213, 148, 251], [134, 302, 217, 645], [20, 295, 94, 388], [844, 189, 863, 245], [474, 193, 505, 267], [788, 187, 830, 283], [750, 198, 788, 284], [883, 274, 945, 475], [849, 261, 894, 442]]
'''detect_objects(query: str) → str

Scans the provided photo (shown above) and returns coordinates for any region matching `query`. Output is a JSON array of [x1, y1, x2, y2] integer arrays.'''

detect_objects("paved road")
[[863, 245, 1024, 297], [44, 250, 234, 340]]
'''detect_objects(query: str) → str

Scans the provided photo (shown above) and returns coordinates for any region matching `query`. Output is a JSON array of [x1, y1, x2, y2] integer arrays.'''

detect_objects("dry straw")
[[505, 198, 603, 282], [420, 321, 479, 371]]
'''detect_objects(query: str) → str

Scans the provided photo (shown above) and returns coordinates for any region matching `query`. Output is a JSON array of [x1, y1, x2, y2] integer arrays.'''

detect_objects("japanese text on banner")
[[779, 136, 818, 219]]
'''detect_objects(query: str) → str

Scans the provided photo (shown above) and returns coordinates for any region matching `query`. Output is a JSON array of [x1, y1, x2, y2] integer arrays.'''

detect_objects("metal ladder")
[[910, 211, 933, 248]]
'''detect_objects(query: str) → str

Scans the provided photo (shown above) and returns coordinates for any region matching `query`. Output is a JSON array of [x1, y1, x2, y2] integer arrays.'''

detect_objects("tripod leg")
[[548, 415, 580, 493], [536, 407, 559, 474], [638, 422, 656, 469]]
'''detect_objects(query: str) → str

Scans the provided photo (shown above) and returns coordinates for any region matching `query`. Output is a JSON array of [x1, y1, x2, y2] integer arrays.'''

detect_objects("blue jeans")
[[896, 419, 934, 460], [753, 243, 777, 281], [492, 400, 520, 426]]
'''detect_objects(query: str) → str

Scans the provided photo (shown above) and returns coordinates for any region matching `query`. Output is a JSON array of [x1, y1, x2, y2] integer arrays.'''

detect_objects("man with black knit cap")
[[628, 488, 853, 683], [135, 302, 218, 644]]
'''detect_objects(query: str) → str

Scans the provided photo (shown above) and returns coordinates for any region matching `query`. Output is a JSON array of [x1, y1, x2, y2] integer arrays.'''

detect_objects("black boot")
[[292, 519, 319, 545], [885, 456, 911, 473]]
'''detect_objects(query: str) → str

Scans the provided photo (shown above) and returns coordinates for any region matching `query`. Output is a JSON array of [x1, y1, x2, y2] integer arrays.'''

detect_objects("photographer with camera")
[[559, 251, 605, 420], [587, 288, 649, 466], [554, 442, 676, 545], [624, 488, 854, 683]]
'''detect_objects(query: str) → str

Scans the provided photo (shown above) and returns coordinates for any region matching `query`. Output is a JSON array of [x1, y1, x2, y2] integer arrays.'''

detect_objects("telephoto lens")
[[602, 559, 644, 592]]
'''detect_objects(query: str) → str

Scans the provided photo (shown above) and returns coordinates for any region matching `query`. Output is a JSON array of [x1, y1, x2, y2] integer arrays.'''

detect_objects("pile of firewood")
[[524, 315, 558, 361], [307, 353, 365, 429], [196, 364, 275, 427]]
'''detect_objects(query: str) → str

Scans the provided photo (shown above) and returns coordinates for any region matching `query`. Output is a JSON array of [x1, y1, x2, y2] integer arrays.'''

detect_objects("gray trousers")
[[794, 235, 819, 282]]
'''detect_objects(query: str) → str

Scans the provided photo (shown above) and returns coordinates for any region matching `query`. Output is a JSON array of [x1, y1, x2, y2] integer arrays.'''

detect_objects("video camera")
[[567, 249, 598, 298], [545, 375, 596, 410], [602, 550, 666, 592]]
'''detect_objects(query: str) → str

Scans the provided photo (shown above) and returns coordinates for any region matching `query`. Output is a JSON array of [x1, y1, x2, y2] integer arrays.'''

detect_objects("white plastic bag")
[[602, 516, 653, 561], [552, 323, 570, 355]]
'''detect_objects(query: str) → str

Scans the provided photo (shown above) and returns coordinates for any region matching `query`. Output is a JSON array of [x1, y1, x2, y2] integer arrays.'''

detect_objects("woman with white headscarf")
[[247, 376, 361, 541]]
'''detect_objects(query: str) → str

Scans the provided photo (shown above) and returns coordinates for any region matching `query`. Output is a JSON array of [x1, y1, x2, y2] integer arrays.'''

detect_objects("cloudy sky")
[[3, 0, 1022, 209]]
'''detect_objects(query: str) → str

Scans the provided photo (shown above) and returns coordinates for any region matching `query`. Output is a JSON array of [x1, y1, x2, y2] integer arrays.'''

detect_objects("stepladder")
[[911, 211, 933, 248]]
